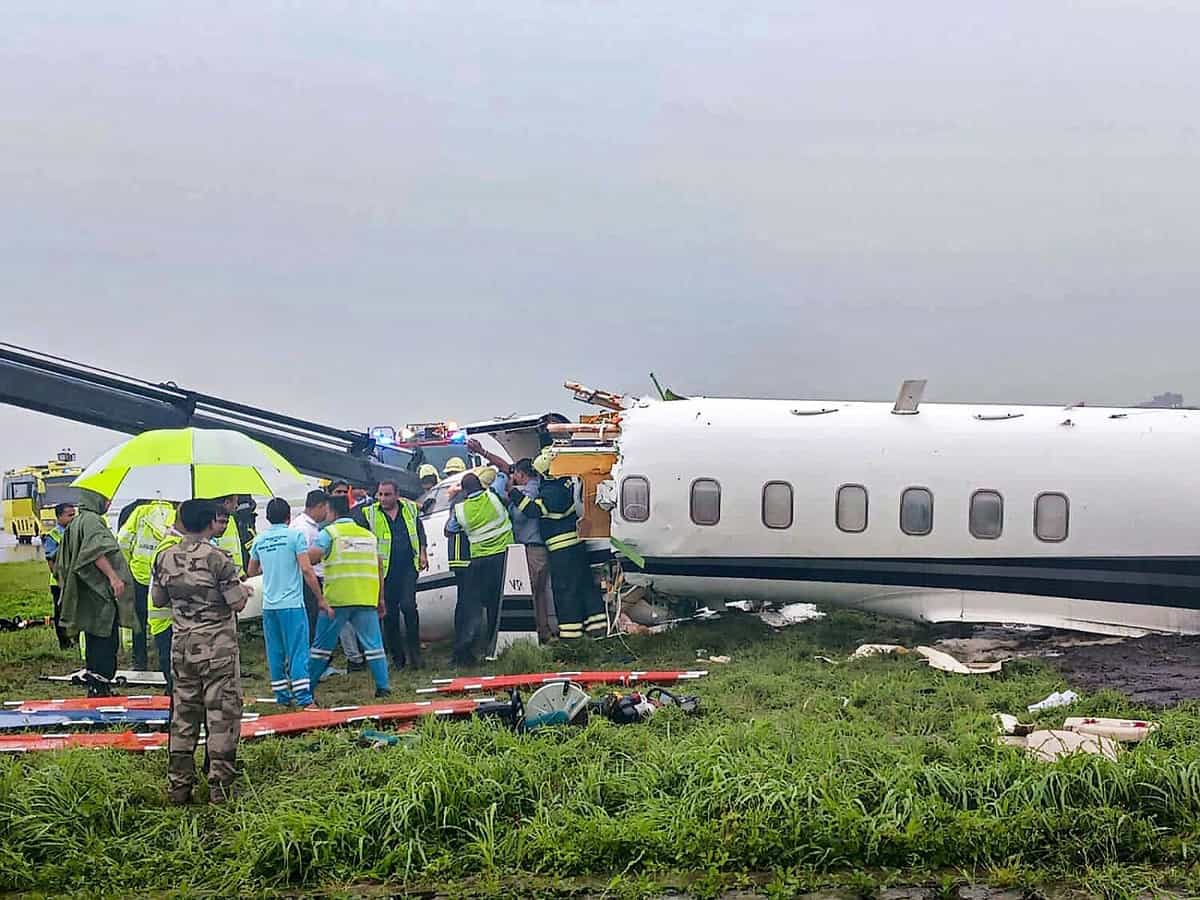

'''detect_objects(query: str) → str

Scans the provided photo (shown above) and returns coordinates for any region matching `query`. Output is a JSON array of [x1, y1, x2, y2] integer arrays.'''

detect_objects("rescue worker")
[[57, 490, 137, 694], [467, 439, 557, 643], [323, 482, 366, 671], [445, 472, 512, 664], [147, 519, 184, 694], [508, 449, 607, 641], [42, 502, 77, 650], [507, 459, 557, 642], [356, 480, 428, 670], [151, 499, 246, 804], [212, 495, 248, 576], [443, 456, 467, 478], [418, 464, 439, 493], [307, 494, 391, 698], [116, 498, 176, 669], [418, 464, 439, 513]]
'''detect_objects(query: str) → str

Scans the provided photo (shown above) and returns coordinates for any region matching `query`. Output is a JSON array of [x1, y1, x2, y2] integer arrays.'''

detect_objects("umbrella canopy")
[[72, 428, 309, 501]]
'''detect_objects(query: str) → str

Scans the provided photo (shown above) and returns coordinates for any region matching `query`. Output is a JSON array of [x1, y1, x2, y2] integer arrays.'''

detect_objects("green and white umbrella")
[[72, 428, 309, 501]]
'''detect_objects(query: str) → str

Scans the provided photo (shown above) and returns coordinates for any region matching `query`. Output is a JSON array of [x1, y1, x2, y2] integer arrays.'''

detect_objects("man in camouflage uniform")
[[151, 499, 247, 804]]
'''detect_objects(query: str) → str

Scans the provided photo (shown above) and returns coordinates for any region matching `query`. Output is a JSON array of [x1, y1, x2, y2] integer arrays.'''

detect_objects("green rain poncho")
[[57, 492, 138, 639]]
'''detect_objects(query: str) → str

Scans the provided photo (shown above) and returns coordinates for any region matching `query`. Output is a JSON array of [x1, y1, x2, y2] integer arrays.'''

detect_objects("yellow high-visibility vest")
[[322, 520, 381, 607], [116, 501, 175, 585], [365, 501, 420, 577], [453, 492, 513, 559]]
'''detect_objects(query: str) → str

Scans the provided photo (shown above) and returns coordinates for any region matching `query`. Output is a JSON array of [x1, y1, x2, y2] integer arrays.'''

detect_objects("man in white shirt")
[[291, 490, 330, 638]]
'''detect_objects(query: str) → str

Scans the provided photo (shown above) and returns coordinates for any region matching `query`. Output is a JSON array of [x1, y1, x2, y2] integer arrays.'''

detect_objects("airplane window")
[[690, 479, 721, 526], [620, 476, 650, 522], [1035, 492, 1069, 542], [969, 490, 1004, 539], [762, 482, 793, 529], [836, 484, 868, 533], [900, 487, 933, 536]]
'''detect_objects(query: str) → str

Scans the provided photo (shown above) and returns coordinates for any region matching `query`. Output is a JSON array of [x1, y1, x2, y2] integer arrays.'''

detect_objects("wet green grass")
[[0, 560, 53, 620], [1, 564, 1200, 897]]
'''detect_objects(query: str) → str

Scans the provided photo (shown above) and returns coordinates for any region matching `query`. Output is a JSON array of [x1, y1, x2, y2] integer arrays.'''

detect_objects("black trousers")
[[381, 564, 420, 667], [458, 553, 505, 662], [131, 582, 149, 670], [155, 627, 174, 695], [450, 567, 473, 664], [85, 619, 120, 681], [49, 585, 72, 649], [548, 543, 606, 639]]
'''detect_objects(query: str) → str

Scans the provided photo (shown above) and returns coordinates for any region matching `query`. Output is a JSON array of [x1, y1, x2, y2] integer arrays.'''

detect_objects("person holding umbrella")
[[68, 426, 313, 688]]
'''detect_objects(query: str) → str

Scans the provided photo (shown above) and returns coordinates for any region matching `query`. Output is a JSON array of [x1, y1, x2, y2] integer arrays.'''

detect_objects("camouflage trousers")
[[169, 639, 242, 801]]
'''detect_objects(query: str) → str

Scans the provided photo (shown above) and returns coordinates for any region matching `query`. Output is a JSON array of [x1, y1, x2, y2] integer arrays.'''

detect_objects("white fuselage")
[[610, 397, 1200, 636]]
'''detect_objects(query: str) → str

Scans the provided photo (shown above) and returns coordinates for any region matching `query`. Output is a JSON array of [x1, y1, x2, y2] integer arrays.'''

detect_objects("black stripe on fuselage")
[[631, 556, 1200, 609]]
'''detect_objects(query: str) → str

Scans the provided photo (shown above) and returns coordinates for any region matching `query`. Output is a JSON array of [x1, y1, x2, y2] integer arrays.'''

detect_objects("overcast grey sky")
[[3, 1, 1200, 473]]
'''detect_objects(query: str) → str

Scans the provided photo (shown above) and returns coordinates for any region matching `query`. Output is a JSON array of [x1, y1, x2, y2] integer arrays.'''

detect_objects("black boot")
[[84, 673, 113, 697]]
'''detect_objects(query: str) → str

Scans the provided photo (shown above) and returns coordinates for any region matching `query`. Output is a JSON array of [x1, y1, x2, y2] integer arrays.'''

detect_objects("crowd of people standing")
[[41, 445, 608, 802]]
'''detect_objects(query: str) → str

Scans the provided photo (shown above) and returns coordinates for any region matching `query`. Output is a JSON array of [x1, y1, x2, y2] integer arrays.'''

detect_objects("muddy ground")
[[1050, 633, 1200, 707], [933, 626, 1200, 708]]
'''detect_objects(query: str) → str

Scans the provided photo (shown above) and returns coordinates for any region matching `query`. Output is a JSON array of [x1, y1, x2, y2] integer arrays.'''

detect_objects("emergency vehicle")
[[2, 450, 83, 543]]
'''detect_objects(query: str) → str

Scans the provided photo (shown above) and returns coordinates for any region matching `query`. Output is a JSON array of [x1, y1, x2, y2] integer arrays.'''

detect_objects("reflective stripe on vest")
[[368, 501, 420, 578], [323, 521, 380, 607], [516, 495, 572, 520], [453, 492, 512, 558], [545, 530, 580, 552], [147, 532, 183, 636], [214, 517, 245, 574], [448, 531, 469, 568]]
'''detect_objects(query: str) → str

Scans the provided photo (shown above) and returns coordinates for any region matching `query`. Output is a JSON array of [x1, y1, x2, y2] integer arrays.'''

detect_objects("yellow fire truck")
[[2, 450, 83, 544]]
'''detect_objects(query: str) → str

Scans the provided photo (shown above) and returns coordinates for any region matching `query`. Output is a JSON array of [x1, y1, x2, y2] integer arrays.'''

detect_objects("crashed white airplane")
[[397, 380, 1200, 640], [243, 380, 1199, 641]]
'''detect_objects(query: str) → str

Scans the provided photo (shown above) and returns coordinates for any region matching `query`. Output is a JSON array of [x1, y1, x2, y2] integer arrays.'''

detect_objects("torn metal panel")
[[463, 413, 568, 461], [916, 646, 1004, 675], [1061, 716, 1159, 743]]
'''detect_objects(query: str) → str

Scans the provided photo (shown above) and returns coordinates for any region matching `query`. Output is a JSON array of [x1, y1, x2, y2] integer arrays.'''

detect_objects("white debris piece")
[[1027, 690, 1079, 712], [1062, 716, 1159, 743], [916, 646, 1004, 675], [757, 603, 824, 628], [1003, 729, 1120, 762], [727, 601, 824, 628], [851, 643, 909, 659]]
